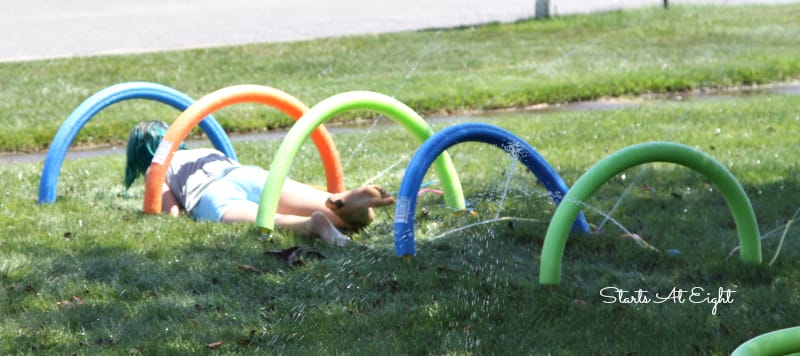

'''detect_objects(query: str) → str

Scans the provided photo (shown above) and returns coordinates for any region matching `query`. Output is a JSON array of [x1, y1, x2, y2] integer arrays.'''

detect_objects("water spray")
[[539, 142, 762, 286], [143, 84, 344, 213], [255, 91, 466, 232], [393, 122, 590, 257]]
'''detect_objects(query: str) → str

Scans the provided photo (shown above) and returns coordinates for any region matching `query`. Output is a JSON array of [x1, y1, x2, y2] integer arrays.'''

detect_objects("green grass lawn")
[[0, 4, 798, 152], [2, 91, 799, 354], [2, 3, 800, 355]]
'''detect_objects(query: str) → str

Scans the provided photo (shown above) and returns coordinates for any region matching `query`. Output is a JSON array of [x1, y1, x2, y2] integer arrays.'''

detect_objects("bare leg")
[[277, 179, 395, 230], [273, 211, 349, 247], [309, 211, 350, 246], [217, 177, 395, 230], [221, 203, 348, 246]]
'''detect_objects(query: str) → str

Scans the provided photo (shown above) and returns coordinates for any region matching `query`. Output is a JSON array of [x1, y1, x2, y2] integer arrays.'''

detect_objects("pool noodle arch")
[[38, 81, 236, 204], [255, 90, 466, 232], [143, 85, 345, 213], [732, 326, 800, 356], [393, 122, 590, 256], [539, 142, 762, 285]]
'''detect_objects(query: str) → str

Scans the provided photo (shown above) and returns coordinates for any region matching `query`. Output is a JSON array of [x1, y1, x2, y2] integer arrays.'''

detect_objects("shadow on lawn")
[[4, 225, 300, 352], [6, 167, 800, 353]]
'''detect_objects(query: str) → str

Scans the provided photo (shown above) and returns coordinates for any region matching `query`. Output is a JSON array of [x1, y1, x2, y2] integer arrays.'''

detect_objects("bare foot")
[[325, 185, 395, 229], [310, 211, 350, 247]]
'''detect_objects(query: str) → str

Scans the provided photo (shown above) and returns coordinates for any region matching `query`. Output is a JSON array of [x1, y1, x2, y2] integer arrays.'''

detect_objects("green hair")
[[124, 120, 185, 189]]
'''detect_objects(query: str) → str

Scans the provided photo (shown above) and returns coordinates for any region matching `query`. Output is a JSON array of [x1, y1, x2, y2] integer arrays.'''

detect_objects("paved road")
[[3, 0, 797, 62]]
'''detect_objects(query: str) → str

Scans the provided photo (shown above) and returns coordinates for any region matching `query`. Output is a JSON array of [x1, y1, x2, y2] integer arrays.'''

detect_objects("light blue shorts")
[[191, 166, 268, 222]]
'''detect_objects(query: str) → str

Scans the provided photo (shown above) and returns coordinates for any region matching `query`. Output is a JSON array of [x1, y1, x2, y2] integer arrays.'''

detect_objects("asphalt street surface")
[[3, 0, 797, 62]]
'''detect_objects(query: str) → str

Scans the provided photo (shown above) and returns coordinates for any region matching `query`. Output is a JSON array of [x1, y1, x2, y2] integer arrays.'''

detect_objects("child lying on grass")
[[124, 120, 395, 247]]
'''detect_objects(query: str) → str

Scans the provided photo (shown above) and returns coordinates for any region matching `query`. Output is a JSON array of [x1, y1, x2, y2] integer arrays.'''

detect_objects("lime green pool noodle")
[[255, 91, 465, 232], [732, 326, 800, 356], [539, 142, 762, 285]]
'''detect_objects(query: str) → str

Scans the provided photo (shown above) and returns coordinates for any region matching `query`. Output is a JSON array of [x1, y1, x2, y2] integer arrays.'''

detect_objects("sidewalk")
[[3, 0, 796, 62], [1, 0, 535, 62]]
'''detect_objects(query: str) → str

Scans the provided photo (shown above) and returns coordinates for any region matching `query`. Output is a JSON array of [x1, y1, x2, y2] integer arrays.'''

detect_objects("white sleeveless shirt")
[[166, 148, 240, 212]]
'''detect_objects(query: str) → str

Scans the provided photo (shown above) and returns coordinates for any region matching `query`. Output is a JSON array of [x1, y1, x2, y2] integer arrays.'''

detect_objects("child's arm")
[[161, 182, 183, 217]]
